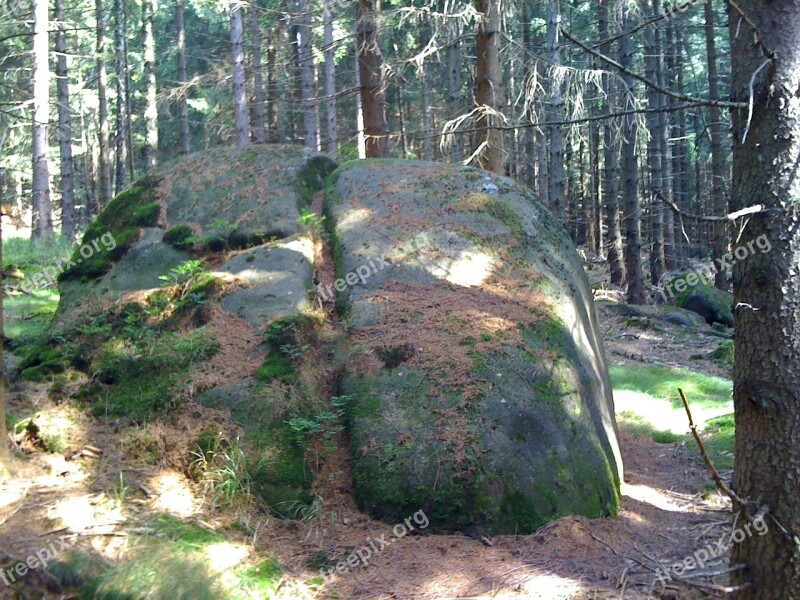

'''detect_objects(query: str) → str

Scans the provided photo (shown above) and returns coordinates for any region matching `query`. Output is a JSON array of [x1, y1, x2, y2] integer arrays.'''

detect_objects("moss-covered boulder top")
[[326, 159, 622, 535], [56, 145, 336, 320]]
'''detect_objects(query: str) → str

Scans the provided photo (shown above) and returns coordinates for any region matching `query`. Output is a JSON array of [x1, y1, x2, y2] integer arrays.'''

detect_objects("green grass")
[[612, 363, 735, 473], [4, 288, 59, 347], [610, 363, 732, 409], [48, 515, 286, 600], [3, 235, 74, 274]]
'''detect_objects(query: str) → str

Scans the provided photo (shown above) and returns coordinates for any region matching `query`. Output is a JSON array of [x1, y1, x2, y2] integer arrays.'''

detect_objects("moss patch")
[[60, 178, 161, 281]]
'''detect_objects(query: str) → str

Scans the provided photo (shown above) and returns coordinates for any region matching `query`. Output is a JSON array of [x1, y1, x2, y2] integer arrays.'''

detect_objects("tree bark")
[[420, 15, 433, 161], [354, 43, 367, 159], [249, 6, 266, 144], [728, 1, 800, 597], [704, 0, 727, 288], [265, 29, 278, 142], [474, 0, 503, 172], [142, 0, 158, 169], [0, 179, 7, 466], [447, 17, 463, 163], [644, 2, 664, 285], [546, 0, 565, 219], [176, 0, 190, 153], [55, 0, 76, 242], [32, 0, 53, 239], [322, 0, 337, 153], [297, 0, 317, 150], [229, 0, 249, 146], [357, 0, 388, 157], [96, 0, 112, 208], [620, 4, 644, 304], [598, 0, 625, 285], [114, 0, 129, 192]]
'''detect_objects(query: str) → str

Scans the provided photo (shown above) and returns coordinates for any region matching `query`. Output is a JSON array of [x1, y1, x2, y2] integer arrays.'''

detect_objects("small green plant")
[[113, 472, 128, 504], [299, 207, 326, 237], [189, 434, 252, 507]]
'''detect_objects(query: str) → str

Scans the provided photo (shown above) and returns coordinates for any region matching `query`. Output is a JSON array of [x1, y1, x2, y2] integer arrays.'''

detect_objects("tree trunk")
[[598, 0, 625, 285], [474, 0, 503, 172], [0, 182, 7, 466], [176, 0, 190, 153], [230, 0, 249, 146], [55, 0, 76, 242], [420, 16, 433, 161], [521, 4, 534, 187], [670, 24, 690, 264], [545, 0, 565, 219], [249, 6, 266, 144], [728, 2, 800, 597], [644, 3, 664, 285], [142, 0, 158, 169], [354, 43, 367, 159], [357, 0, 388, 157], [447, 17, 463, 163], [297, 0, 317, 149], [322, 0, 337, 153], [114, 0, 129, 193], [32, 0, 53, 239], [96, 0, 112, 208], [266, 29, 278, 142], [704, 0, 727, 288], [620, 4, 644, 304]]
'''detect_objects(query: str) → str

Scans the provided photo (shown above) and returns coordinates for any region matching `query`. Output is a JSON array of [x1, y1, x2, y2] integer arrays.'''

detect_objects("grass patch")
[[610, 363, 731, 410], [4, 288, 58, 348]]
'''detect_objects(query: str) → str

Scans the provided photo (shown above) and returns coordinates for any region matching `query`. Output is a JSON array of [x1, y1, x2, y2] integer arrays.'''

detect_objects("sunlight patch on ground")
[[426, 249, 496, 287], [614, 389, 732, 435], [621, 482, 690, 513], [205, 541, 250, 573], [48, 493, 125, 532], [148, 470, 199, 517]]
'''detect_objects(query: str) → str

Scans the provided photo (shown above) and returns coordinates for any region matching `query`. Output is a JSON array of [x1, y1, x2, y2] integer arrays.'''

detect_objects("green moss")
[[60, 178, 161, 281], [295, 155, 338, 205], [709, 340, 734, 369], [85, 328, 219, 422], [163, 224, 195, 250], [250, 421, 313, 513], [256, 353, 295, 383], [667, 275, 734, 327], [238, 557, 283, 595], [19, 342, 69, 381]]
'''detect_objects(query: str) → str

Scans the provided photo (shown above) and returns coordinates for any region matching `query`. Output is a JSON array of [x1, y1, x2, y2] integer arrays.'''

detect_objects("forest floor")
[[0, 247, 739, 600]]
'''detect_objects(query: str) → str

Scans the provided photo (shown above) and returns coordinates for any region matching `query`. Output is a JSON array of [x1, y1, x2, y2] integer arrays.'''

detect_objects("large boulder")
[[666, 275, 734, 327], [325, 159, 622, 535]]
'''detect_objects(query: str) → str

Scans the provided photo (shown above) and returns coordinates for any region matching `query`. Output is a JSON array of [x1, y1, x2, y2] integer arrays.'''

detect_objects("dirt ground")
[[0, 273, 739, 600]]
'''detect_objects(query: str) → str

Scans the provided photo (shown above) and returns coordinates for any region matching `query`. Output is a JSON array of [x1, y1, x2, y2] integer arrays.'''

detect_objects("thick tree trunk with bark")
[[32, 0, 53, 239], [354, 45, 367, 159], [420, 15, 433, 161], [704, 0, 727, 288], [729, 2, 800, 597], [229, 0, 249, 146], [96, 0, 112, 208], [598, 0, 625, 285], [619, 5, 645, 304], [176, 0, 190, 153], [249, 7, 266, 144], [474, 0, 503, 172], [322, 0, 337, 153], [357, 0, 388, 157], [55, 0, 76, 242], [142, 0, 158, 170]]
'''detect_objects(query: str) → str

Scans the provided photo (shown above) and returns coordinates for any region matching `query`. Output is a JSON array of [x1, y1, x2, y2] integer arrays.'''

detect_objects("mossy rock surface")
[[668, 276, 734, 327], [326, 159, 621, 535], [55, 145, 336, 323]]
